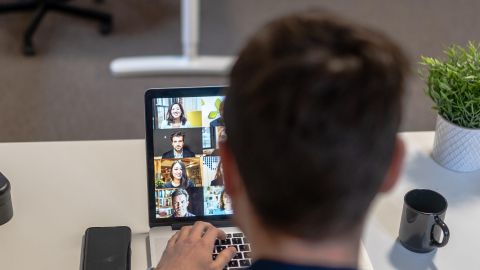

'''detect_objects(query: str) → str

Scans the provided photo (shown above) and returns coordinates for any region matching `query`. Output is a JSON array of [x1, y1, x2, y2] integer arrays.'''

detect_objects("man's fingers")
[[212, 246, 237, 269], [166, 231, 180, 250], [189, 221, 214, 240], [177, 225, 192, 241], [201, 226, 226, 248]]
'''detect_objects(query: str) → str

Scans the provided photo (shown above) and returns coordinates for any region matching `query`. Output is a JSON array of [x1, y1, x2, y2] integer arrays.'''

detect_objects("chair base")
[[0, 0, 112, 55], [110, 55, 236, 76]]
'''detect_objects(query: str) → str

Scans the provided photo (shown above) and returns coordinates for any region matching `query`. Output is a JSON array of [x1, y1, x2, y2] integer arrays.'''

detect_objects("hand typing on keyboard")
[[213, 232, 252, 269], [155, 221, 237, 270]]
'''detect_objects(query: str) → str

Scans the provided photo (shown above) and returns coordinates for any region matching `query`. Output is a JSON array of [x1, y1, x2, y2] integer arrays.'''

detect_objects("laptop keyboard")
[[213, 232, 251, 269]]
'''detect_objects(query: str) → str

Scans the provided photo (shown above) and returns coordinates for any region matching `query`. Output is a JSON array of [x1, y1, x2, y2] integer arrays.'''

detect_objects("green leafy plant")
[[155, 177, 165, 189], [421, 41, 480, 128]]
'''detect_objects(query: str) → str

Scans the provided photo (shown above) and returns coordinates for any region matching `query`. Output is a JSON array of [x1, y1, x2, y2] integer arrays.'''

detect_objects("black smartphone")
[[82, 226, 131, 270]]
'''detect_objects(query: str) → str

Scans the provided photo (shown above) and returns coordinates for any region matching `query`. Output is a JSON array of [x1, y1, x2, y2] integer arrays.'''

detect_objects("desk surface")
[[0, 140, 150, 270], [0, 132, 478, 269], [363, 132, 480, 269]]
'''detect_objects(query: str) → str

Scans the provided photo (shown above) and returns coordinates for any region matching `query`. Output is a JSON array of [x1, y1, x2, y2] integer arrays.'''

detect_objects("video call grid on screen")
[[150, 94, 232, 220]]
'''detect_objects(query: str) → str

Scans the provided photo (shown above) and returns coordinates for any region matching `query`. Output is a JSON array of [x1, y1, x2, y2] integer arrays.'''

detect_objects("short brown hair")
[[170, 131, 185, 142], [171, 188, 189, 201], [224, 10, 408, 239]]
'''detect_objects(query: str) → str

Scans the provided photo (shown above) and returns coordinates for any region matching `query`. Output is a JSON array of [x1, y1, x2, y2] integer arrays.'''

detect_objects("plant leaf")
[[208, 111, 219, 119], [215, 98, 222, 110], [420, 41, 480, 128]]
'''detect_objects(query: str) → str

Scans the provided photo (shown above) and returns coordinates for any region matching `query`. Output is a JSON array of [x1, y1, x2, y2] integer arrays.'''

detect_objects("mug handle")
[[431, 215, 450, 247]]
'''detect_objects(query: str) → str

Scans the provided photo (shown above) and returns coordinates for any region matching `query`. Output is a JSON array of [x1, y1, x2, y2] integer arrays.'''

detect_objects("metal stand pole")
[[110, 0, 234, 76]]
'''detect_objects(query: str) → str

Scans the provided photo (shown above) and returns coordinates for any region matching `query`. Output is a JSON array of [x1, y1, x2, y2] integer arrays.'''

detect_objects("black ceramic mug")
[[0, 172, 13, 225], [398, 189, 450, 253]]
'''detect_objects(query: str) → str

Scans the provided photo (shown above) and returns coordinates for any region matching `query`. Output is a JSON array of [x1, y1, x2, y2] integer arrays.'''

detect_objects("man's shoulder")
[[184, 148, 195, 157], [162, 150, 174, 158], [249, 260, 357, 270]]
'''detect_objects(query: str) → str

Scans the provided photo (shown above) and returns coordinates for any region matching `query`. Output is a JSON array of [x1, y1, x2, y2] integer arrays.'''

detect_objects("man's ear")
[[219, 141, 239, 197], [380, 137, 405, 192]]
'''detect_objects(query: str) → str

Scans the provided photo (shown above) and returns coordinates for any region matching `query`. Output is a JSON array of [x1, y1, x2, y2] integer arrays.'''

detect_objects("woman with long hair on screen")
[[163, 160, 194, 188], [210, 160, 224, 186], [160, 102, 191, 128]]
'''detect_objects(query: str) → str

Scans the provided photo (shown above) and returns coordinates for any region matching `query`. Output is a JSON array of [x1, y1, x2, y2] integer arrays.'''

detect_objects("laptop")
[[144, 86, 250, 269]]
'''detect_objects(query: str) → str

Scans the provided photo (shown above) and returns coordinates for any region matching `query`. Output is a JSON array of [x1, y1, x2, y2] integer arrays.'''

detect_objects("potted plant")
[[155, 176, 165, 189], [421, 41, 480, 172]]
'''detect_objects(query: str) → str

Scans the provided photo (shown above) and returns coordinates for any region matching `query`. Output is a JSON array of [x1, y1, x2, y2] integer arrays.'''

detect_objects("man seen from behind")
[[155, 10, 409, 270]]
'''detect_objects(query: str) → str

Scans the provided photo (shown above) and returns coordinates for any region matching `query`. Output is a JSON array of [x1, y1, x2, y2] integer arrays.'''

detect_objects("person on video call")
[[208, 126, 227, 156], [210, 100, 225, 128], [155, 10, 408, 270], [219, 190, 233, 215], [162, 132, 195, 158], [160, 102, 191, 129], [163, 160, 195, 189], [210, 161, 224, 186], [171, 188, 195, 217]]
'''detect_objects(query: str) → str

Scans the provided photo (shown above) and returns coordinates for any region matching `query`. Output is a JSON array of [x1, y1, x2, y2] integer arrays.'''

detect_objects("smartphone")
[[82, 226, 131, 270]]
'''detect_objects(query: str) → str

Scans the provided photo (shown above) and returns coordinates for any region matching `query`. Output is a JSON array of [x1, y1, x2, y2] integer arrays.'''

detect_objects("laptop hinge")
[[171, 220, 234, 230]]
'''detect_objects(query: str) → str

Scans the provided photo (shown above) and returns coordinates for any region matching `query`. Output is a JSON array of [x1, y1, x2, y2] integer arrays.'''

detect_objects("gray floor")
[[1, 0, 479, 142]]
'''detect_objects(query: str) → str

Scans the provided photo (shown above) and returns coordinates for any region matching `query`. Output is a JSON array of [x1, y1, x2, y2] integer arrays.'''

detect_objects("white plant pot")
[[432, 115, 480, 172]]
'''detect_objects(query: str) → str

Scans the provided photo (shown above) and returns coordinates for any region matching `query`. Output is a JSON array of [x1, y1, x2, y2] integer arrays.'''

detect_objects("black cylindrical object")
[[398, 189, 449, 253], [0, 172, 13, 225]]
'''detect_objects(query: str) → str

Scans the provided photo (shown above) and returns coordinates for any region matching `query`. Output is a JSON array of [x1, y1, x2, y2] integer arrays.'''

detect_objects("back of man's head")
[[224, 10, 409, 240]]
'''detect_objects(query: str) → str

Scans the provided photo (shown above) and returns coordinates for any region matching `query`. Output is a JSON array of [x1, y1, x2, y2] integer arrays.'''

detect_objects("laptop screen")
[[145, 87, 231, 226]]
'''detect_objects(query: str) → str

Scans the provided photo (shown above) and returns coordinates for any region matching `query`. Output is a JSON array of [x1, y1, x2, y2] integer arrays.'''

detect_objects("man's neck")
[[250, 232, 360, 268], [238, 213, 361, 268], [229, 177, 362, 268]]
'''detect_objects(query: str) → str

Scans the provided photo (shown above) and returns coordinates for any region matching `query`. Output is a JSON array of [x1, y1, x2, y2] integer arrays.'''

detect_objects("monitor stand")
[[109, 0, 235, 76]]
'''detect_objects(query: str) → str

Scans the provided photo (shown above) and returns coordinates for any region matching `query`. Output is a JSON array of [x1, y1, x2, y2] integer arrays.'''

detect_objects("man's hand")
[[156, 221, 237, 270]]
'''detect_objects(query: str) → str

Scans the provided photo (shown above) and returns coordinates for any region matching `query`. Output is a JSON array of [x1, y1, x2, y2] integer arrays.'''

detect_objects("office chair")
[[0, 0, 112, 56]]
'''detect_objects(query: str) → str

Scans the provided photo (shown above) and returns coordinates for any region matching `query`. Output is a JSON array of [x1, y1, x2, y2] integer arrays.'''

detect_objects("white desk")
[[0, 132, 477, 269], [363, 132, 480, 269], [0, 140, 150, 270]]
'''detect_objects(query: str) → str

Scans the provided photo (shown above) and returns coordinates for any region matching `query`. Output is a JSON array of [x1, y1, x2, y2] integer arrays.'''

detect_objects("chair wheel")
[[99, 22, 112, 35], [23, 43, 35, 56]]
